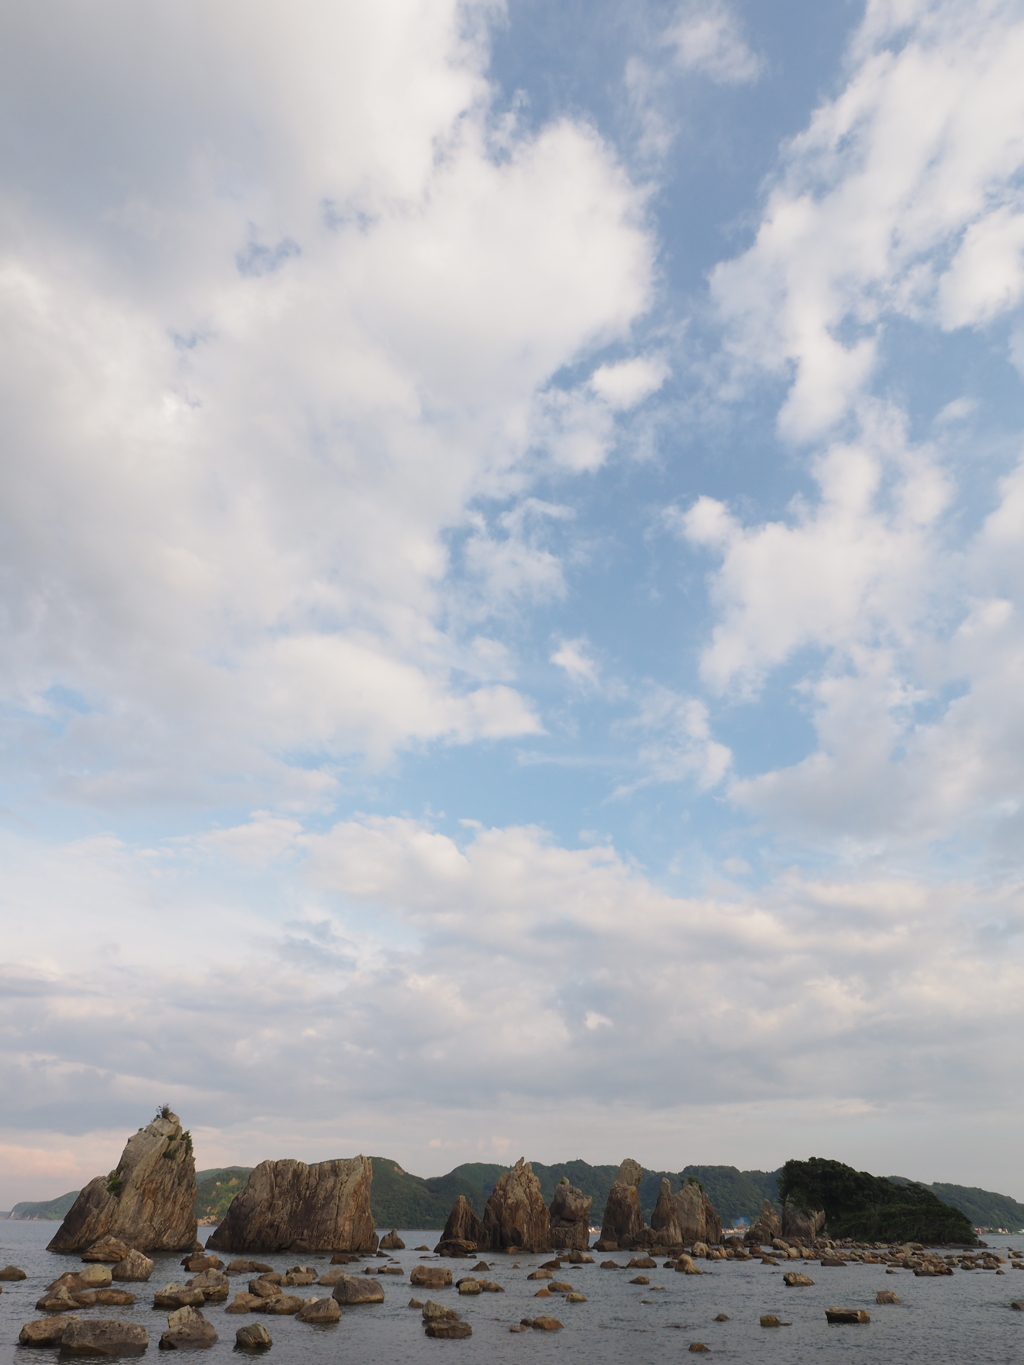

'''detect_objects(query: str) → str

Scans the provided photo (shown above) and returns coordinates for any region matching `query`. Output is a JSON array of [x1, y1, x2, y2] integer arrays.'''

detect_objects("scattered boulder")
[[111, 1249, 155, 1282], [235, 1323, 272, 1349], [1, 1265, 27, 1280], [783, 1272, 815, 1287], [227, 1259, 271, 1274], [208, 1156, 377, 1254], [714, 1313, 729, 1321], [182, 1253, 222, 1273], [35, 1289, 81, 1315], [226, 1293, 263, 1313], [876, 1291, 901, 1304], [530, 1316, 563, 1330], [59, 1318, 149, 1355], [295, 1297, 341, 1323], [425, 1320, 472, 1338], [20, 1316, 80, 1347], [81, 1237, 130, 1263], [567, 1250, 594, 1264], [248, 1279, 282, 1299], [549, 1178, 592, 1251], [566, 1292, 586, 1302], [185, 1270, 230, 1302], [481, 1158, 551, 1253], [331, 1273, 385, 1304], [458, 1280, 482, 1295], [315, 1267, 347, 1286], [72, 1290, 136, 1307], [760, 1315, 782, 1328], [379, 1229, 405, 1250], [422, 1299, 460, 1321], [255, 1295, 305, 1315], [689, 1345, 710, 1354], [627, 1255, 656, 1269], [1011, 1301, 1023, 1311], [527, 1269, 552, 1281], [410, 1265, 453, 1288], [825, 1307, 870, 1324], [158, 1305, 218, 1349], [630, 1276, 650, 1285], [48, 1111, 197, 1254], [599, 1159, 649, 1249]]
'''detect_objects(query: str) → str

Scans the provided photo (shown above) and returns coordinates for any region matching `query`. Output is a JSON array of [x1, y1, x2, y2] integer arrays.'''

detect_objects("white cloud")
[[0, 0, 653, 806], [710, 0, 1024, 439], [589, 355, 670, 409], [551, 637, 601, 688], [665, 1, 762, 85], [614, 685, 732, 794]]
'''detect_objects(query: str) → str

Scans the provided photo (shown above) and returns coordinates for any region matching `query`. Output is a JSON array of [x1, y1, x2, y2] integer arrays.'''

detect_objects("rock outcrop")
[[782, 1203, 825, 1243], [746, 1199, 782, 1245], [548, 1178, 592, 1251], [207, 1156, 377, 1254], [379, 1229, 405, 1250], [480, 1159, 551, 1253], [598, 1159, 649, 1249], [650, 1178, 722, 1247], [47, 1110, 197, 1254], [435, 1196, 484, 1253]]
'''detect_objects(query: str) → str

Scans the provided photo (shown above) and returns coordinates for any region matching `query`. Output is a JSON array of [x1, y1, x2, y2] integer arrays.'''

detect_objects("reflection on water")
[[1, 1220, 1022, 1365]]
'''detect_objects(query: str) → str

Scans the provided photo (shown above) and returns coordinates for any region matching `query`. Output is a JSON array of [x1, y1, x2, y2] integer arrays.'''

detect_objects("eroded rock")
[[208, 1156, 376, 1254], [331, 1273, 384, 1304], [549, 1178, 592, 1251], [235, 1323, 272, 1349], [60, 1318, 149, 1355], [158, 1305, 218, 1349], [599, 1159, 649, 1250], [20, 1316, 79, 1347]]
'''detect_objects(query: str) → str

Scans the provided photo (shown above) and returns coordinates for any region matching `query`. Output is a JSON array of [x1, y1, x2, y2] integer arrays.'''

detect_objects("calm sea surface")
[[2, 1220, 1023, 1365]]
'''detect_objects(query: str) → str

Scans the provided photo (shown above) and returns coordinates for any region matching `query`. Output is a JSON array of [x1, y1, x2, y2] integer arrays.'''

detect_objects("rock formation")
[[746, 1198, 782, 1245], [435, 1196, 484, 1253], [47, 1110, 197, 1254], [207, 1156, 377, 1254], [548, 1178, 592, 1251], [782, 1203, 825, 1243], [379, 1229, 405, 1250], [480, 1159, 551, 1253], [649, 1177, 721, 1246], [597, 1159, 649, 1249]]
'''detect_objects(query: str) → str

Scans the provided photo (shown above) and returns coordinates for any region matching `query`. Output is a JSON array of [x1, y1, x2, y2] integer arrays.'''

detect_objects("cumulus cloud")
[[665, 0, 762, 85], [0, 0, 652, 806], [711, 0, 1024, 439]]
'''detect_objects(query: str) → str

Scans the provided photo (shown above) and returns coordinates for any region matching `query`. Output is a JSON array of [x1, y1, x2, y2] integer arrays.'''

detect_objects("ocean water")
[[2, 1220, 1023, 1365]]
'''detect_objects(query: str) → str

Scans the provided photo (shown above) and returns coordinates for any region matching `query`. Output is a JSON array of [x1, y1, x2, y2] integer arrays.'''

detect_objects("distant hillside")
[[8, 1190, 80, 1221], [195, 1167, 253, 1222], [782, 1158, 975, 1243], [682, 1166, 781, 1224], [890, 1178, 1024, 1231]]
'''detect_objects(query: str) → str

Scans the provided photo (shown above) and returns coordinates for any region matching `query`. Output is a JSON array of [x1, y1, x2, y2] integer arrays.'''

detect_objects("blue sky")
[[3, 0, 1024, 1208]]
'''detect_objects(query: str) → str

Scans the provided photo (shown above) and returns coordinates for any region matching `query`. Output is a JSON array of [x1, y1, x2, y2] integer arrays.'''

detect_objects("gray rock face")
[[599, 1159, 649, 1249], [207, 1157, 376, 1254], [548, 1178, 592, 1251], [747, 1199, 782, 1245], [158, 1305, 218, 1349], [48, 1112, 197, 1255], [782, 1204, 825, 1242], [20, 1316, 80, 1347], [331, 1273, 385, 1304], [481, 1159, 551, 1253], [60, 1318, 149, 1355], [650, 1178, 722, 1247]]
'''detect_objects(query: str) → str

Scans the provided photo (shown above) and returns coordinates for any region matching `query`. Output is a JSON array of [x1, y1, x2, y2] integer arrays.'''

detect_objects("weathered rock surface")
[[35, 1289, 81, 1314], [71, 1290, 136, 1308], [331, 1273, 385, 1304], [255, 1295, 304, 1315], [235, 1323, 273, 1349], [421, 1299, 459, 1321], [47, 1268, 113, 1293], [746, 1199, 782, 1245], [410, 1265, 453, 1288], [21, 1316, 80, 1347], [158, 1305, 218, 1349], [111, 1249, 155, 1282], [549, 1178, 592, 1251], [599, 1159, 649, 1249], [226, 1292, 264, 1314], [876, 1290, 901, 1304], [783, 1204, 826, 1243], [81, 1238, 130, 1263], [187, 1270, 229, 1301], [48, 1111, 197, 1255], [154, 1284, 206, 1310], [207, 1156, 376, 1254], [379, 1229, 405, 1250], [650, 1178, 722, 1248], [425, 1320, 472, 1338], [295, 1297, 341, 1323], [1, 1265, 27, 1280], [436, 1196, 484, 1253], [481, 1158, 551, 1253], [825, 1307, 870, 1324], [60, 1318, 149, 1355], [784, 1272, 815, 1287]]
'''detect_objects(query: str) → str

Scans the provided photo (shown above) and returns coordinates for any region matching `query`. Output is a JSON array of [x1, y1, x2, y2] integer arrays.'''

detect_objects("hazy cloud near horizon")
[[2, 0, 1024, 1207]]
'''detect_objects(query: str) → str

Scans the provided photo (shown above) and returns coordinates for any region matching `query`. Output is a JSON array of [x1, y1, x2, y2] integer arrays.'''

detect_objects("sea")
[[2, 1220, 1023, 1365]]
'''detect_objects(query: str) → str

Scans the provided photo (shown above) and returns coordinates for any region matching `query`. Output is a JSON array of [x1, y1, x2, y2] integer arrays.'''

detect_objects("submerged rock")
[[207, 1156, 377, 1254], [48, 1111, 197, 1255]]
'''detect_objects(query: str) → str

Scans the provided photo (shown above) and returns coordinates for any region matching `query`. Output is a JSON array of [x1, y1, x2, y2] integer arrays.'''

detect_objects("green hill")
[[781, 1157, 976, 1244], [195, 1167, 253, 1221], [681, 1166, 781, 1224], [889, 1178, 1024, 1232], [9, 1190, 81, 1221]]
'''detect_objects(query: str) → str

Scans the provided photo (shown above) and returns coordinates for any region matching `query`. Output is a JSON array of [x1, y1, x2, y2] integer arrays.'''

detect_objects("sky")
[[3, 0, 1024, 1210]]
